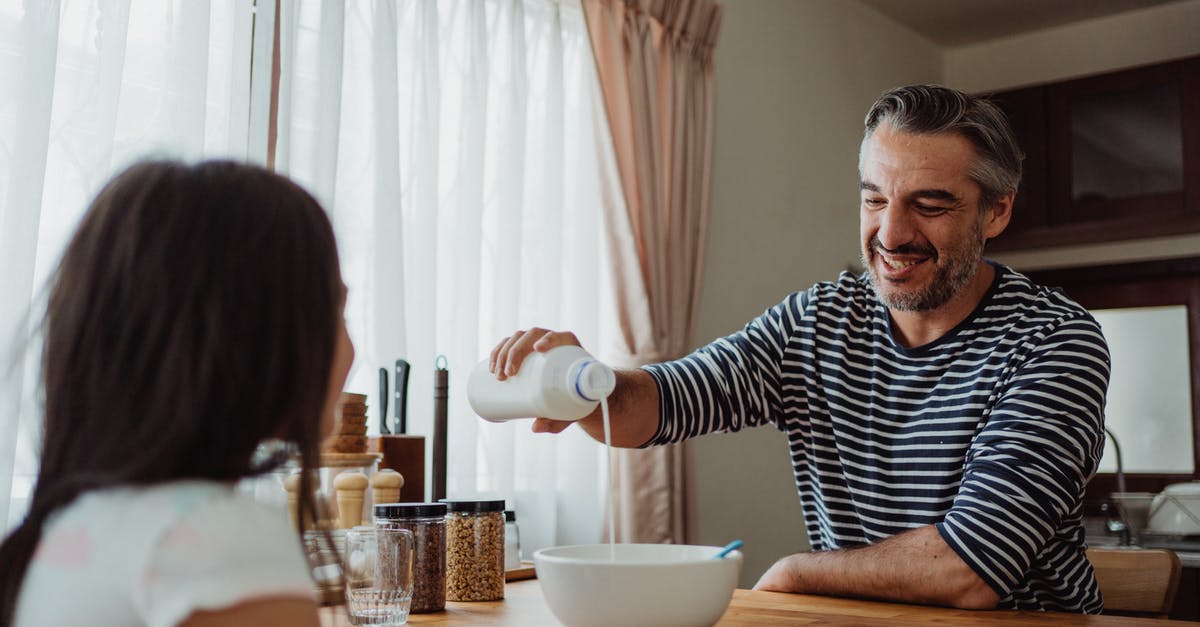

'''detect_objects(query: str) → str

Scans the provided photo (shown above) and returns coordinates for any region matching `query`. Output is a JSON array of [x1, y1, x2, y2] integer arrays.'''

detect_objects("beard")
[[862, 220, 985, 312]]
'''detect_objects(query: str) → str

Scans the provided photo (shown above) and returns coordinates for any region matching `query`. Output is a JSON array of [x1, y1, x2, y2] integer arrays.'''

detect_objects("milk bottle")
[[466, 345, 616, 422]]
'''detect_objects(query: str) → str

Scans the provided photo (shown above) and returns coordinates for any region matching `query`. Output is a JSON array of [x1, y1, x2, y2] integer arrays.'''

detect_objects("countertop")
[[318, 579, 1176, 625]]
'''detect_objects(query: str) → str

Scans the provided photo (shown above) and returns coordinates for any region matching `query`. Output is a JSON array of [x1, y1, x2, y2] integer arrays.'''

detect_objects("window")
[[1028, 258, 1200, 498], [1, 0, 614, 554], [1093, 305, 1193, 474]]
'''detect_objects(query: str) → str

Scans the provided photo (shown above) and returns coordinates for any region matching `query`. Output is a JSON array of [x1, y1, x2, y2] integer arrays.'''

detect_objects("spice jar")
[[504, 510, 521, 571], [443, 499, 506, 601], [374, 502, 447, 613]]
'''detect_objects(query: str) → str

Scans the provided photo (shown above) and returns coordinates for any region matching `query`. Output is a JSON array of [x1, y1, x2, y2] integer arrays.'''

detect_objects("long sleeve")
[[936, 315, 1110, 611], [642, 289, 810, 446]]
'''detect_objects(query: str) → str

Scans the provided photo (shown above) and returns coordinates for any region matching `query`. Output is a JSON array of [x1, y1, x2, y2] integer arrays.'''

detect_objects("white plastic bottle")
[[467, 345, 616, 422]]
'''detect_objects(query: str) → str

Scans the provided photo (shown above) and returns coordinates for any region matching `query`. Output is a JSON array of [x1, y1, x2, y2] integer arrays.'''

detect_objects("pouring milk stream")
[[467, 345, 618, 557]]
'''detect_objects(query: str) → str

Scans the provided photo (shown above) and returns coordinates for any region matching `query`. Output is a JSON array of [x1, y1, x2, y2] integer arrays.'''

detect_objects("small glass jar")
[[504, 510, 521, 571], [442, 499, 506, 601], [374, 502, 447, 613], [302, 528, 346, 606]]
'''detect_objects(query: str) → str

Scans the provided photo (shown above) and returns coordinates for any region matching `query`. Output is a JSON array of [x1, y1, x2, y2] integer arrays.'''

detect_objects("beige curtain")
[[583, 0, 722, 544]]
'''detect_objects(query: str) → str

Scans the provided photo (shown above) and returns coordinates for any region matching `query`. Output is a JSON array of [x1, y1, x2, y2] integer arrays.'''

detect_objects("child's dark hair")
[[0, 159, 343, 623]]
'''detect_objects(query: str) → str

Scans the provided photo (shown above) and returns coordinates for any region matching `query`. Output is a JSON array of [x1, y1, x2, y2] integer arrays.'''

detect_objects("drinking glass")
[[344, 525, 415, 626]]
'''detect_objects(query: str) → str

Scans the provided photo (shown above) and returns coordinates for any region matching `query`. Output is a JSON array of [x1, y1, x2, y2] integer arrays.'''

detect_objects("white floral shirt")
[[15, 480, 313, 627]]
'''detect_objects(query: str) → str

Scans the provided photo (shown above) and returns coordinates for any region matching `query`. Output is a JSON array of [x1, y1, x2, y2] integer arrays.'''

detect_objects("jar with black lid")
[[374, 502, 446, 612], [442, 499, 506, 601]]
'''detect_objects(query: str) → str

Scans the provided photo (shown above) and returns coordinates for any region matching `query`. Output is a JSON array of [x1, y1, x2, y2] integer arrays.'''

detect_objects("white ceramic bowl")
[[1149, 482, 1200, 534], [534, 543, 742, 627]]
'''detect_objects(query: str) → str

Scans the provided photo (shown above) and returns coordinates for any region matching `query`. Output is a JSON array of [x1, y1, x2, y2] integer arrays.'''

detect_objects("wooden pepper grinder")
[[371, 468, 404, 506], [284, 472, 302, 529], [334, 471, 369, 529], [433, 356, 448, 502]]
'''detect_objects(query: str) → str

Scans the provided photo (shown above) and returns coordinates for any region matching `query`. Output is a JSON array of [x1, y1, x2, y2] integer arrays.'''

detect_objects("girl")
[[0, 160, 354, 626]]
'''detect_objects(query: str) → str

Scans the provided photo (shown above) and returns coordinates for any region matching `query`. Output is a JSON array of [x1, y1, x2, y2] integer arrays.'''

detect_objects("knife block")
[[369, 435, 426, 503]]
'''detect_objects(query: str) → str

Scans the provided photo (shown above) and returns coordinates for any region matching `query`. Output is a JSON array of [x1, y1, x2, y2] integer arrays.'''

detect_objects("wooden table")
[[319, 579, 1187, 625]]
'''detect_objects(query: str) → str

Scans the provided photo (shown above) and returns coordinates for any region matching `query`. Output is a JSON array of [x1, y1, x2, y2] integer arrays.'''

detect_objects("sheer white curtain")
[[274, 0, 615, 554], [0, 0, 263, 530]]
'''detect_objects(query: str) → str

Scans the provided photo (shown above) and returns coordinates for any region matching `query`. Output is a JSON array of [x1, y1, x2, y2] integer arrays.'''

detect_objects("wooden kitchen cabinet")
[[987, 54, 1200, 251], [989, 86, 1048, 238], [1173, 567, 1200, 620]]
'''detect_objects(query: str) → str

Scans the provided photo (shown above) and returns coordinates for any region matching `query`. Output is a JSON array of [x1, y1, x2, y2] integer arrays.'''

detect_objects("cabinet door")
[[1049, 56, 1200, 227], [987, 86, 1048, 246]]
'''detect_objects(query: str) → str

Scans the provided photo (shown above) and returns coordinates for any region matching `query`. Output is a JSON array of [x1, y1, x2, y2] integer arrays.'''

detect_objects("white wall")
[[691, 0, 1200, 589], [689, 0, 940, 587], [943, 0, 1200, 271]]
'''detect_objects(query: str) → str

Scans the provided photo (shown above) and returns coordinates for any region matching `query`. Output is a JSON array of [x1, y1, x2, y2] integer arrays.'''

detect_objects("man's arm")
[[757, 315, 1109, 610], [753, 525, 1000, 610], [538, 369, 660, 447], [490, 294, 803, 447], [753, 316, 1108, 610]]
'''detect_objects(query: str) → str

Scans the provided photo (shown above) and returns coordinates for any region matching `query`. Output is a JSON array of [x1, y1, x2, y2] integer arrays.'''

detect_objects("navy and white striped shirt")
[[643, 264, 1110, 612]]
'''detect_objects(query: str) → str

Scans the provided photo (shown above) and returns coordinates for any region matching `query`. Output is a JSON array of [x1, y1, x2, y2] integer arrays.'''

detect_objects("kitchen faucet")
[[1102, 426, 1132, 546]]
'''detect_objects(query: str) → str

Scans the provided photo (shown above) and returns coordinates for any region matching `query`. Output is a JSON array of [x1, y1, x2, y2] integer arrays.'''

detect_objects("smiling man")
[[489, 85, 1111, 613], [858, 102, 1015, 347]]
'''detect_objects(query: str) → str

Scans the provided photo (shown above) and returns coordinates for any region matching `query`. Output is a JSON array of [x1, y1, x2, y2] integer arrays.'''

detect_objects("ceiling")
[[857, 0, 1187, 46]]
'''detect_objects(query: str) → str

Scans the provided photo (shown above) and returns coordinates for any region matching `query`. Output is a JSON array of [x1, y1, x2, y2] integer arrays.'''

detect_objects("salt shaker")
[[504, 510, 521, 571]]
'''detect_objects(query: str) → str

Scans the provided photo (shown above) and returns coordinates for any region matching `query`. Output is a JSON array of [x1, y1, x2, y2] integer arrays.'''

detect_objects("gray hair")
[[861, 85, 1024, 211]]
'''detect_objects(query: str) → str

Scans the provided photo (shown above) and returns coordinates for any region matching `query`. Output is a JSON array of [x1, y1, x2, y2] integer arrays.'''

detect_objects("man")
[[488, 85, 1110, 612]]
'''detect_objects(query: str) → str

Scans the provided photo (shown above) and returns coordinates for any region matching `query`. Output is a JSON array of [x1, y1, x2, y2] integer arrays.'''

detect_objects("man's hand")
[[488, 327, 582, 379], [487, 327, 583, 433], [750, 526, 1000, 610]]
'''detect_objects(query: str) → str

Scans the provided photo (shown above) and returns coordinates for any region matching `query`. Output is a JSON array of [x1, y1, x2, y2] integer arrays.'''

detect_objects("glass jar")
[[302, 528, 346, 606], [504, 510, 521, 571], [374, 502, 447, 613], [442, 499, 506, 601], [318, 453, 381, 527]]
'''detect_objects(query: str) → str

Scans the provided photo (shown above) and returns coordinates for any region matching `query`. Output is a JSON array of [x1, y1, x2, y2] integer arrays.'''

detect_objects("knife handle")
[[395, 359, 411, 434], [378, 367, 390, 434]]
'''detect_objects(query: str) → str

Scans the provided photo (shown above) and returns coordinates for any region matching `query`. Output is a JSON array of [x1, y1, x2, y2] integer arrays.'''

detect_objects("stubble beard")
[[862, 220, 985, 312]]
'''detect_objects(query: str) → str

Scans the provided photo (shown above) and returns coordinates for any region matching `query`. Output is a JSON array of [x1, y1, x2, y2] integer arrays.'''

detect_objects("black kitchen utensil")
[[433, 355, 448, 502], [372, 358, 425, 502], [378, 367, 390, 434], [394, 359, 411, 434]]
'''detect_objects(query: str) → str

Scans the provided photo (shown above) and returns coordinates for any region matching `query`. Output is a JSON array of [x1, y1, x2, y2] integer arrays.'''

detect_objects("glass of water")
[[344, 525, 414, 626]]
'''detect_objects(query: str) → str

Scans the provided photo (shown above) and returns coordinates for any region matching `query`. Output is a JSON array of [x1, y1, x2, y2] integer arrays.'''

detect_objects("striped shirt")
[[643, 264, 1110, 612]]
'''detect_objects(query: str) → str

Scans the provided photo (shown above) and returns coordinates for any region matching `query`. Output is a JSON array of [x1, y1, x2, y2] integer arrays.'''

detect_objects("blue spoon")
[[712, 539, 743, 559]]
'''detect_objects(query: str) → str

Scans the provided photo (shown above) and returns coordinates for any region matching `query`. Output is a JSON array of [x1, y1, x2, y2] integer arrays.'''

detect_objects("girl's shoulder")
[[61, 479, 241, 525], [22, 480, 311, 626]]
